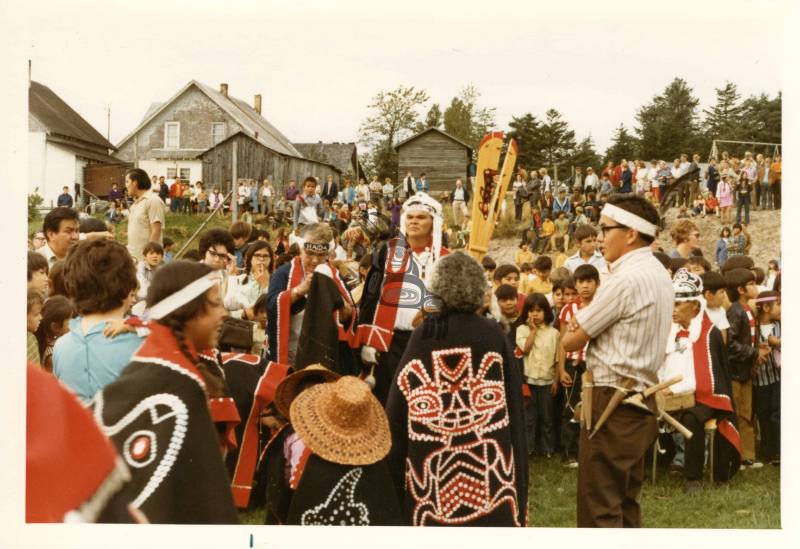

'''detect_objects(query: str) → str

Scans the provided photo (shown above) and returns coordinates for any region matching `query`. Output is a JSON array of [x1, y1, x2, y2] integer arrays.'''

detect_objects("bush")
[[28, 188, 43, 222]]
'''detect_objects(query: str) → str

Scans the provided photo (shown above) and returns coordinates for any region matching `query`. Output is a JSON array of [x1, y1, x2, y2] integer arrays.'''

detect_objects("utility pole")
[[106, 104, 111, 142], [231, 139, 238, 222]]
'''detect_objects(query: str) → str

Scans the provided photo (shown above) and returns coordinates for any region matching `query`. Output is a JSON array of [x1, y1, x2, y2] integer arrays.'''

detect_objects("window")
[[211, 123, 225, 146], [167, 167, 177, 179], [180, 168, 191, 182], [165, 122, 180, 149]]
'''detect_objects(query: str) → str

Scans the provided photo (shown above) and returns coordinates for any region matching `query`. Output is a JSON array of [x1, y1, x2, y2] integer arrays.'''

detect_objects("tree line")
[[358, 78, 781, 180]]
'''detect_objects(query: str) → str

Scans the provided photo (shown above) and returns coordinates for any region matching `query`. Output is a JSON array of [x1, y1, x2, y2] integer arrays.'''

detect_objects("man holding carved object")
[[561, 194, 672, 528], [658, 269, 741, 494]]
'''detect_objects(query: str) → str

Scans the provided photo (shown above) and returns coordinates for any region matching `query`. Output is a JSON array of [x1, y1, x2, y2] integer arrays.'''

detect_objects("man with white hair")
[[358, 192, 449, 404]]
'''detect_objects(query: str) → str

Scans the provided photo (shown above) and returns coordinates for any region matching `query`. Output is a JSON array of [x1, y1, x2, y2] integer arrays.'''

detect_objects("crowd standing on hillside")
[[25, 152, 781, 527]]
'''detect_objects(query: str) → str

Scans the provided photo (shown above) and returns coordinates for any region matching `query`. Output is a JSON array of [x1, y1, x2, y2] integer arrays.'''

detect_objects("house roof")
[[393, 127, 473, 152], [29, 81, 116, 151], [198, 131, 342, 173], [116, 80, 303, 158], [293, 142, 358, 174]]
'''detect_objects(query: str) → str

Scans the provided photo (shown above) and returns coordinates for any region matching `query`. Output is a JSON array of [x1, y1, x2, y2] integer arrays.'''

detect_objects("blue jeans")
[[760, 183, 773, 209], [525, 384, 555, 454], [736, 194, 750, 225]]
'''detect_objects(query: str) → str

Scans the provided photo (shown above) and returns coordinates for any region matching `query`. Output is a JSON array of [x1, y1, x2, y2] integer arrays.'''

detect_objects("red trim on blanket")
[[230, 361, 290, 508], [288, 446, 314, 491], [275, 257, 304, 364], [717, 418, 741, 454], [693, 314, 734, 412], [209, 397, 241, 452]]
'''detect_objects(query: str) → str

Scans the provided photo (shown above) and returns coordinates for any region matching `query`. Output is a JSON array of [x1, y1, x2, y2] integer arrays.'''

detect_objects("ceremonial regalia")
[[90, 323, 239, 524], [386, 312, 528, 526], [267, 256, 356, 367]]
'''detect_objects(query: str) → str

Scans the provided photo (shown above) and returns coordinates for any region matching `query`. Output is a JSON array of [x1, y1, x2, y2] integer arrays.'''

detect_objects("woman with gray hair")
[[385, 252, 528, 526]]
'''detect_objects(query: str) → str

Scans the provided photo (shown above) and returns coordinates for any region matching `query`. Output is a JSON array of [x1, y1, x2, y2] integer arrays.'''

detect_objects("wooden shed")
[[198, 132, 341, 195], [394, 128, 472, 193]]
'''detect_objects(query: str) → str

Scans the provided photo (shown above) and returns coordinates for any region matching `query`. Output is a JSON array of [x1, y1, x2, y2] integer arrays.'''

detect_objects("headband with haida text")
[[600, 203, 658, 237], [297, 238, 335, 253], [143, 271, 223, 321]]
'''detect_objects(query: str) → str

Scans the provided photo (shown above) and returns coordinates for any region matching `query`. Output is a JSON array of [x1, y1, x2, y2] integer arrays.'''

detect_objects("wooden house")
[[394, 128, 472, 192], [293, 142, 364, 180]]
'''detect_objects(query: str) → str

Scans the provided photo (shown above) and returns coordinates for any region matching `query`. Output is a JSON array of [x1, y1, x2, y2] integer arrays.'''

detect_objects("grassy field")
[[238, 456, 780, 527]]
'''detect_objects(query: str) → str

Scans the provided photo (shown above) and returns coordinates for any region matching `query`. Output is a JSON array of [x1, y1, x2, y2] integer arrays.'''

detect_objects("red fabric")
[[717, 418, 741, 453], [744, 306, 756, 345], [692, 314, 735, 412], [26, 365, 119, 522], [230, 361, 290, 508], [275, 257, 305, 364], [288, 446, 314, 490], [208, 397, 241, 452], [559, 301, 585, 362]]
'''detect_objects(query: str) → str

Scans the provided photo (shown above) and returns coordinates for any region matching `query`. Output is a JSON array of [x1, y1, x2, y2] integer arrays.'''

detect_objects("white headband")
[[143, 271, 222, 321], [296, 236, 335, 253], [600, 203, 658, 237]]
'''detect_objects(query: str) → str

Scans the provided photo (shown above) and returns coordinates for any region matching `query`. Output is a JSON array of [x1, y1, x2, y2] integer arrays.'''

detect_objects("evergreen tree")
[[415, 103, 443, 132], [443, 84, 496, 150], [635, 78, 701, 160], [570, 136, 602, 172], [443, 97, 472, 144], [703, 81, 744, 140], [604, 124, 639, 163], [507, 113, 544, 171], [539, 108, 577, 171], [739, 92, 782, 147]]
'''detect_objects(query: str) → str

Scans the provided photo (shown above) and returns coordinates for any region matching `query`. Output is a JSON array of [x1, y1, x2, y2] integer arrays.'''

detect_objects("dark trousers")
[[772, 182, 781, 209], [561, 360, 585, 460], [525, 384, 555, 454], [514, 202, 523, 221], [375, 330, 412, 406], [753, 381, 781, 461], [759, 183, 773, 209], [736, 194, 751, 224], [678, 404, 714, 481], [577, 386, 658, 528]]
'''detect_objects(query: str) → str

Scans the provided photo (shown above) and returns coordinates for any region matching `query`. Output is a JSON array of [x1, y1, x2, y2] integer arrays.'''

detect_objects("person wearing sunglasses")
[[561, 194, 673, 528]]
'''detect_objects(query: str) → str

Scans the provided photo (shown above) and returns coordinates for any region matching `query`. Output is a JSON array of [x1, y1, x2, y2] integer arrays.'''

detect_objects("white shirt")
[[453, 187, 466, 201], [564, 250, 608, 274], [262, 186, 273, 197], [584, 173, 599, 190], [706, 306, 730, 332]]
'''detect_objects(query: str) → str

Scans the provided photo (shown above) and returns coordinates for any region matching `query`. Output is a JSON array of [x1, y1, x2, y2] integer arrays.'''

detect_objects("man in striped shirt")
[[562, 194, 673, 528]]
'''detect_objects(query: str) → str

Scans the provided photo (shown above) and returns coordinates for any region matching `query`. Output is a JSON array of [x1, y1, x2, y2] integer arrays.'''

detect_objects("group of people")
[[24, 155, 780, 528]]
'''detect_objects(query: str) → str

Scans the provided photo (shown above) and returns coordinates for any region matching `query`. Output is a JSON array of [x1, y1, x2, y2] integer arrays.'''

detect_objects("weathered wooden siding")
[[397, 131, 470, 192], [200, 134, 340, 195]]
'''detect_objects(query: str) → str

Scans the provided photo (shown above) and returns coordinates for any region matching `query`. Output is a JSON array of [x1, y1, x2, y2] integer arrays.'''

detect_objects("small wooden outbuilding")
[[394, 128, 472, 193]]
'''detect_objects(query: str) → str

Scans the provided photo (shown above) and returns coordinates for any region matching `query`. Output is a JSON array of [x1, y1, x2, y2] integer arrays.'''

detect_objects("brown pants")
[[577, 386, 658, 527], [731, 379, 756, 461]]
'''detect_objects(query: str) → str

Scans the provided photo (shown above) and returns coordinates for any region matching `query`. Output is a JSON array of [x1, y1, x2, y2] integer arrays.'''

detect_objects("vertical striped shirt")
[[754, 322, 780, 386], [559, 301, 587, 362], [574, 247, 674, 391]]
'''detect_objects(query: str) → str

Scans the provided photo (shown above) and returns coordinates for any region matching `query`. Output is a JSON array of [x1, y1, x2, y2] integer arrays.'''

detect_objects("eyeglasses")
[[599, 224, 629, 237], [206, 250, 230, 262], [252, 253, 271, 260]]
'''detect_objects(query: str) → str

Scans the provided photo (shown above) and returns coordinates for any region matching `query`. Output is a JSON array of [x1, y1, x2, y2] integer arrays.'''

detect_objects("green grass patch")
[[237, 457, 780, 528]]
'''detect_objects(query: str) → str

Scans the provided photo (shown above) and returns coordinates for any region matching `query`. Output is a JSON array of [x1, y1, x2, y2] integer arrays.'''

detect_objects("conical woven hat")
[[274, 364, 340, 418], [289, 376, 391, 466]]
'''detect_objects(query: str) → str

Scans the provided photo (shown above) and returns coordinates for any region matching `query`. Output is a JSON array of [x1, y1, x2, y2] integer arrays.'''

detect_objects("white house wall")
[[42, 143, 79, 208], [28, 131, 47, 198], [139, 159, 203, 183]]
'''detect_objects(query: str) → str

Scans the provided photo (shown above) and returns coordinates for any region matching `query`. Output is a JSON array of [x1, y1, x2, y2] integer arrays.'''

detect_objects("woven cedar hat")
[[274, 364, 340, 418], [289, 376, 391, 466]]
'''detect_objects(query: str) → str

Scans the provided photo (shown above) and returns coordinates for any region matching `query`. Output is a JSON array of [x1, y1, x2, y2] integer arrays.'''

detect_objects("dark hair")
[[700, 271, 726, 294], [42, 207, 79, 241], [725, 267, 755, 302], [243, 240, 274, 284], [773, 272, 781, 293], [533, 255, 552, 272], [198, 228, 235, 256], [146, 261, 224, 397], [686, 255, 712, 273], [514, 293, 554, 328], [494, 283, 518, 301], [493, 263, 520, 282], [732, 222, 742, 231], [163, 237, 175, 248], [230, 221, 253, 241], [143, 241, 164, 256], [721, 255, 754, 274], [63, 239, 137, 315], [303, 176, 317, 186], [35, 295, 76, 359], [28, 252, 48, 281], [48, 261, 68, 298], [274, 253, 294, 270], [653, 251, 671, 271], [553, 276, 575, 292], [27, 290, 44, 314], [751, 266, 765, 285], [604, 193, 660, 244], [252, 293, 268, 315], [252, 229, 270, 242], [125, 168, 151, 190], [182, 249, 201, 261], [756, 290, 780, 315], [481, 256, 497, 270], [573, 264, 600, 283], [669, 257, 688, 275], [573, 224, 597, 242], [358, 253, 373, 271], [720, 227, 731, 238], [79, 217, 109, 234], [520, 262, 532, 272]]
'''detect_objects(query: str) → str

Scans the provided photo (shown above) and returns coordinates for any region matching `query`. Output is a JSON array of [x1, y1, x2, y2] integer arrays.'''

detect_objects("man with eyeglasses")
[[199, 228, 237, 301], [561, 194, 673, 528], [38, 207, 81, 266]]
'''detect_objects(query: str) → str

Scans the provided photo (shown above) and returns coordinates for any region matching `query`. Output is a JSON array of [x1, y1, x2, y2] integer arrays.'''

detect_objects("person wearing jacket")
[[725, 268, 770, 468]]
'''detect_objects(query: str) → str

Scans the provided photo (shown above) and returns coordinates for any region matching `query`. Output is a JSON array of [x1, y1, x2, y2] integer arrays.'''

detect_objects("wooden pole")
[[174, 190, 234, 258], [232, 139, 238, 222]]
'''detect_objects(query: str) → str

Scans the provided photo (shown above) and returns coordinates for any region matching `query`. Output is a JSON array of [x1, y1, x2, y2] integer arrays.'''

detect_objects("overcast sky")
[[26, 0, 783, 154]]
